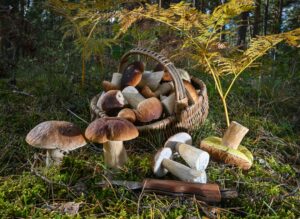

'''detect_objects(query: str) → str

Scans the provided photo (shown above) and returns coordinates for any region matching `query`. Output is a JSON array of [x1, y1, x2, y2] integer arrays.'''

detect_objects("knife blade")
[[96, 179, 237, 202]]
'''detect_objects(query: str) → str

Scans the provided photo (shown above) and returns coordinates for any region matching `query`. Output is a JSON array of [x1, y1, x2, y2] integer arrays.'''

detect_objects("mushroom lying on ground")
[[26, 121, 87, 166], [164, 132, 210, 171], [122, 86, 162, 122], [85, 117, 138, 168], [200, 121, 253, 170], [121, 61, 144, 88], [153, 147, 207, 183]]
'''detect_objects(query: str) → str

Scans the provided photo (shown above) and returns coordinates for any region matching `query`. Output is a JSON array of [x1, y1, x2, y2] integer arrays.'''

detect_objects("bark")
[[237, 12, 249, 49], [253, 0, 261, 36], [263, 0, 269, 35]]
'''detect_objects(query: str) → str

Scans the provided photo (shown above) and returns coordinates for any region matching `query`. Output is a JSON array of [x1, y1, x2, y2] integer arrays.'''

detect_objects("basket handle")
[[118, 48, 188, 114]]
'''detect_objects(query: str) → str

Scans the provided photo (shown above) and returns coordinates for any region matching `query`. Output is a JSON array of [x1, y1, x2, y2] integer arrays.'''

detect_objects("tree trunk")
[[237, 12, 249, 49], [274, 0, 283, 33], [253, 0, 261, 36], [263, 0, 269, 36]]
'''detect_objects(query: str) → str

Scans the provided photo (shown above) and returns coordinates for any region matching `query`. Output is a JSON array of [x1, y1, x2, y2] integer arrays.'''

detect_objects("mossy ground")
[[0, 51, 299, 218]]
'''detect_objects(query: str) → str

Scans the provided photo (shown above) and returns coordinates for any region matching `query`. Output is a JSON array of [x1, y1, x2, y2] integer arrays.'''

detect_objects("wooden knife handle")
[[142, 179, 222, 202]]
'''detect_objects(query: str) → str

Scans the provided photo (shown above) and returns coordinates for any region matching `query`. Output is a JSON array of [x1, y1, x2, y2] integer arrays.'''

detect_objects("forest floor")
[[0, 52, 299, 218]]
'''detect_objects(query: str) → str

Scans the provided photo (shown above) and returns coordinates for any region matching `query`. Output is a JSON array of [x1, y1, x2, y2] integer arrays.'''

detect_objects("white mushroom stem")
[[161, 159, 207, 183], [161, 93, 175, 115], [46, 149, 65, 167], [154, 82, 174, 96], [111, 73, 122, 87], [103, 141, 128, 168], [139, 71, 164, 90], [175, 143, 210, 171], [122, 86, 145, 108], [222, 121, 249, 149]]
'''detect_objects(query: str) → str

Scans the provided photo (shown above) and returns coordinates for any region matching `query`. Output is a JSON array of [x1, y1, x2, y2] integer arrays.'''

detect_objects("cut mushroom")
[[154, 63, 172, 82], [102, 73, 122, 91], [26, 121, 87, 166], [200, 121, 253, 170], [99, 90, 125, 114], [153, 148, 207, 183], [183, 81, 198, 105], [85, 117, 138, 168], [138, 71, 164, 90], [117, 108, 136, 123], [161, 93, 175, 115], [222, 121, 249, 149], [122, 86, 145, 108], [122, 86, 162, 122], [164, 132, 210, 171], [121, 61, 144, 88], [141, 85, 156, 98]]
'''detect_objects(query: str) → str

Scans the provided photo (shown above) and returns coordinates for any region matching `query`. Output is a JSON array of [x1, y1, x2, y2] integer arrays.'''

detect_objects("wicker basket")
[[90, 48, 209, 143]]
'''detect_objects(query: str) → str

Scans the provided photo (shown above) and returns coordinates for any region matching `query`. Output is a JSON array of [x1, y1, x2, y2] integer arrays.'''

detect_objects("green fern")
[[117, 0, 300, 126]]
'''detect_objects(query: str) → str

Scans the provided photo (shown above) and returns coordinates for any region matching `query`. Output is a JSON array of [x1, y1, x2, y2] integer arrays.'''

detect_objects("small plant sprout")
[[200, 121, 253, 170], [164, 132, 210, 171], [26, 121, 87, 166], [153, 147, 207, 183], [85, 117, 139, 169]]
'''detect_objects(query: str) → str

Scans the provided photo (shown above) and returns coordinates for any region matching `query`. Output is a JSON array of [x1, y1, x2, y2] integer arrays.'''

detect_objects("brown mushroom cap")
[[100, 90, 125, 112], [117, 108, 136, 123], [200, 136, 253, 170], [141, 85, 156, 98], [183, 81, 199, 104], [134, 97, 163, 123], [121, 61, 144, 88], [26, 121, 87, 151], [102, 81, 120, 91], [154, 63, 172, 82], [85, 117, 139, 143]]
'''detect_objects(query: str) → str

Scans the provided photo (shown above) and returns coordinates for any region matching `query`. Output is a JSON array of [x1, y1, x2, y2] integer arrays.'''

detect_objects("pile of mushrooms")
[[98, 61, 200, 124], [153, 132, 210, 183]]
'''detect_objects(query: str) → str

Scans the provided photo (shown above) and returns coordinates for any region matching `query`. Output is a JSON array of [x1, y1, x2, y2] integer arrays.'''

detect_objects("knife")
[[96, 179, 237, 203]]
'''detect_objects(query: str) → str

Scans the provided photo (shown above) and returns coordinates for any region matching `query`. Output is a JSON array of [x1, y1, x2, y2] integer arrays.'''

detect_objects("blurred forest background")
[[0, 0, 299, 218]]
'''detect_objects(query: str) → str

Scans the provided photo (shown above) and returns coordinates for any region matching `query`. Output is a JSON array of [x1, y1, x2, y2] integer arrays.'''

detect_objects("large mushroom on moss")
[[26, 121, 87, 166], [85, 117, 139, 168], [200, 121, 253, 170]]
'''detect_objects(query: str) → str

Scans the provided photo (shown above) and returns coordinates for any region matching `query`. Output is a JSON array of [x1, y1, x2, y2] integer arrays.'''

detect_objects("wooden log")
[[222, 121, 249, 149]]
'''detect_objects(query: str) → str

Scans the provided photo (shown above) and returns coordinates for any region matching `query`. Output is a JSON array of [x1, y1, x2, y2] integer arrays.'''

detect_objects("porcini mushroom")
[[117, 108, 136, 123], [122, 86, 162, 122], [154, 63, 172, 82], [121, 61, 144, 88], [153, 147, 207, 183], [102, 73, 123, 91], [85, 117, 138, 168], [138, 71, 164, 91], [164, 132, 210, 171], [183, 81, 198, 104], [161, 93, 175, 115], [99, 90, 125, 115], [26, 121, 87, 166], [200, 121, 253, 170]]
